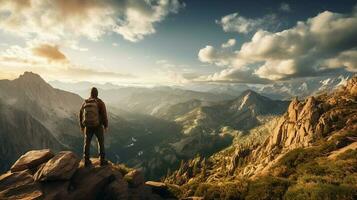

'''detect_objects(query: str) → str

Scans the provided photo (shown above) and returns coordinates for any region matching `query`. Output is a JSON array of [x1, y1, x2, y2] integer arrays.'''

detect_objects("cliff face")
[[165, 76, 357, 199], [0, 150, 177, 200], [0, 103, 64, 173], [234, 76, 357, 177]]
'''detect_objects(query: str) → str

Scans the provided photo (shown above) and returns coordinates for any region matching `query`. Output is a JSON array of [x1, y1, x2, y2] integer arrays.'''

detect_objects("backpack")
[[82, 99, 100, 127]]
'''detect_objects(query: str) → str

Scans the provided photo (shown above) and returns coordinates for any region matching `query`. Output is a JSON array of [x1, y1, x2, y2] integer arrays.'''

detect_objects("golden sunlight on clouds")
[[0, 0, 183, 42], [0, 43, 136, 82], [31, 44, 68, 62]]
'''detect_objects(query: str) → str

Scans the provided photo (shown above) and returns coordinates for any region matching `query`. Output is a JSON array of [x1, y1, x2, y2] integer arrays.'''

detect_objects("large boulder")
[[0, 170, 42, 200], [10, 149, 54, 172], [66, 159, 128, 200], [34, 151, 80, 181]]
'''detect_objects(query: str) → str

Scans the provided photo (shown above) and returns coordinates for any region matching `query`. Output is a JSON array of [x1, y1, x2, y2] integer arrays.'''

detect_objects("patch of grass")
[[338, 149, 357, 160], [194, 181, 247, 200], [245, 177, 291, 200], [166, 184, 183, 198], [284, 183, 357, 200]]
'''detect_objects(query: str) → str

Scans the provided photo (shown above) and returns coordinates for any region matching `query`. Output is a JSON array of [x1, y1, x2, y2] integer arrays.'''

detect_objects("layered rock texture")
[[0, 150, 177, 200], [165, 76, 357, 199]]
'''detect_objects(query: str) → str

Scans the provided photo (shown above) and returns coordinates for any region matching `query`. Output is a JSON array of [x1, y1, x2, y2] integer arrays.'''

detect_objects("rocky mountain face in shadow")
[[165, 76, 357, 200], [0, 103, 64, 172], [0, 149, 179, 200], [0, 72, 83, 144]]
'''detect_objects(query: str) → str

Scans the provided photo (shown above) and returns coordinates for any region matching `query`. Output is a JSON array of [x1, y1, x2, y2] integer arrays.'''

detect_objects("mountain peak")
[[240, 89, 258, 96], [236, 89, 269, 103], [14, 71, 52, 89], [18, 71, 43, 81]]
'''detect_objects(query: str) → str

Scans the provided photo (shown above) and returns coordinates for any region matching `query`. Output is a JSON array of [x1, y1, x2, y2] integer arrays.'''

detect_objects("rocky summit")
[[0, 149, 177, 200]]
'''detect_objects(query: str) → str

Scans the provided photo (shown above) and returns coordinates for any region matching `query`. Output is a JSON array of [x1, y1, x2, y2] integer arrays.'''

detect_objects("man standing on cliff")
[[79, 87, 108, 167]]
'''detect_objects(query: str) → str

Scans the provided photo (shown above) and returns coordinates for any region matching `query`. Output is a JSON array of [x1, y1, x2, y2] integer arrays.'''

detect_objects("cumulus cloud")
[[217, 12, 278, 34], [31, 44, 67, 62], [0, 0, 184, 42], [113, 0, 183, 42], [0, 44, 135, 81], [198, 45, 235, 66], [221, 38, 236, 48], [196, 68, 272, 84], [199, 10, 357, 83]]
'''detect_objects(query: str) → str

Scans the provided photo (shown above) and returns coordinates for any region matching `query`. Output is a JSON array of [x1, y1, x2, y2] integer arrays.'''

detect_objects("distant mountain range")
[[160, 90, 289, 135], [50, 73, 352, 103]]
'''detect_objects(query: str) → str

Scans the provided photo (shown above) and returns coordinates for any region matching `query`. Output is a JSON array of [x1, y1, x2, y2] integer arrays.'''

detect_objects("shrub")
[[194, 181, 247, 200], [284, 183, 357, 200], [279, 148, 319, 169], [338, 149, 357, 160], [245, 176, 291, 200], [297, 161, 327, 176]]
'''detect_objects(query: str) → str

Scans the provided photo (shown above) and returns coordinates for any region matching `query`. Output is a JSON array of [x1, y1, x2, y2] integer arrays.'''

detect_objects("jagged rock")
[[0, 170, 42, 200], [34, 151, 80, 181], [124, 169, 144, 188], [345, 76, 357, 96], [66, 159, 124, 199], [10, 149, 54, 172]]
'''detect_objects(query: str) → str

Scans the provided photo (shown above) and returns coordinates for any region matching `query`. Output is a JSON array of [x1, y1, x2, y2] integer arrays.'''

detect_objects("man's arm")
[[79, 102, 85, 130], [100, 101, 108, 129]]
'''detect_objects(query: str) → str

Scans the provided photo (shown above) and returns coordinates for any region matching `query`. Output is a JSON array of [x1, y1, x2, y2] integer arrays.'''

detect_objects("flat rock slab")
[[0, 170, 42, 200], [145, 181, 167, 188], [11, 149, 54, 172], [34, 151, 80, 181]]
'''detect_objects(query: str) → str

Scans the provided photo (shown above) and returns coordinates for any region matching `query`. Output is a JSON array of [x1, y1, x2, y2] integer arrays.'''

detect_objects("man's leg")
[[95, 126, 107, 165], [83, 127, 94, 166]]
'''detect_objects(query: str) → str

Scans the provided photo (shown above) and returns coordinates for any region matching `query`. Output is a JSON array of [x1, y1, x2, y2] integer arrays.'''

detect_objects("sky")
[[0, 0, 356, 86]]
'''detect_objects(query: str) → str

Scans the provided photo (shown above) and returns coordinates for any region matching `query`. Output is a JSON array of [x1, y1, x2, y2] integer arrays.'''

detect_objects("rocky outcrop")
[[346, 75, 357, 96], [0, 150, 177, 200], [239, 76, 357, 176], [265, 96, 320, 152], [0, 170, 43, 200], [10, 149, 54, 172], [34, 151, 79, 181]]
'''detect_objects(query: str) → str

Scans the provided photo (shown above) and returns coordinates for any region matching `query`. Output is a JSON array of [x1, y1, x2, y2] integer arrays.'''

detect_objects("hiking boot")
[[100, 159, 108, 166], [84, 159, 92, 167]]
